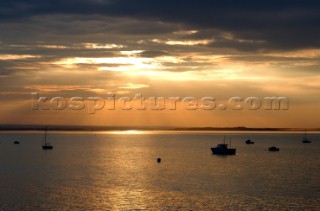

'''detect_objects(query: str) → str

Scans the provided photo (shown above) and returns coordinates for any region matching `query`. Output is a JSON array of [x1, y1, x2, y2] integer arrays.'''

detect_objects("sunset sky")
[[0, 0, 320, 128]]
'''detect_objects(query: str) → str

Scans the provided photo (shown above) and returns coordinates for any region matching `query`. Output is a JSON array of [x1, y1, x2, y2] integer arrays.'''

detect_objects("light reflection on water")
[[0, 131, 319, 210]]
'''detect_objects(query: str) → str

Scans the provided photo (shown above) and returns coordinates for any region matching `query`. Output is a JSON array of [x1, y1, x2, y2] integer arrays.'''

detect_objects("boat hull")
[[42, 145, 53, 150], [211, 148, 236, 155]]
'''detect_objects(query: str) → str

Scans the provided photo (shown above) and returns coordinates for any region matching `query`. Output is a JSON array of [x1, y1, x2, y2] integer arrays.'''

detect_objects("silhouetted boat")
[[268, 146, 279, 151], [211, 137, 236, 155], [13, 141, 20, 144], [302, 129, 311, 143], [245, 139, 254, 144], [42, 126, 53, 150]]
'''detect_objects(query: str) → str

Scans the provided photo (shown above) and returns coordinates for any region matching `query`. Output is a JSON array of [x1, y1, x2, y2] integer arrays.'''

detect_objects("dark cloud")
[[208, 39, 266, 52], [1, 0, 320, 50]]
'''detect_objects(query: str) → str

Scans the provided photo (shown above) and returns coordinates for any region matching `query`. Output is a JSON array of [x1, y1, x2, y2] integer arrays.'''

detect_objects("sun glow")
[[109, 130, 147, 135], [50, 52, 275, 82], [55, 57, 162, 70]]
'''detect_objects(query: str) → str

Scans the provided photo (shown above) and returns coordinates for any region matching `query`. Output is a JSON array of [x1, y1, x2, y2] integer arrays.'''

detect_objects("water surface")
[[0, 131, 319, 210]]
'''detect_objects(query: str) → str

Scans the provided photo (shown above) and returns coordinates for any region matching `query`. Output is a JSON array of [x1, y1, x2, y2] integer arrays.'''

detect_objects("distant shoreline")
[[0, 125, 319, 132]]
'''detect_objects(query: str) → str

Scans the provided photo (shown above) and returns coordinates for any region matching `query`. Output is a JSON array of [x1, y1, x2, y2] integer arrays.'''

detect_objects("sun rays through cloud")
[[0, 0, 320, 128]]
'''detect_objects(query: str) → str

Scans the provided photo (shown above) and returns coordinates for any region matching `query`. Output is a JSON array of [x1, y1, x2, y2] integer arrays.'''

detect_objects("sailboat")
[[42, 126, 53, 150], [211, 136, 236, 155], [302, 129, 311, 143]]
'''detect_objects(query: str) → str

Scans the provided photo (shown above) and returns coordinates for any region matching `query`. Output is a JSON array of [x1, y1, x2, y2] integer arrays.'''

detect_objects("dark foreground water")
[[0, 131, 319, 210]]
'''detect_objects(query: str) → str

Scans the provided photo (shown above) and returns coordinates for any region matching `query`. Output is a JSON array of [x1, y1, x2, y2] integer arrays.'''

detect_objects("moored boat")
[[268, 146, 279, 152], [302, 129, 311, 143], [211, 137, 236, 155], [42, 126, 53, 150], [245, 139, 254, 144]]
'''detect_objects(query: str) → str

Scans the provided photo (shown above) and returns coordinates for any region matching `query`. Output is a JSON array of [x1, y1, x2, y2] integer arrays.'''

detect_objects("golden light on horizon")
[[108, 130, 148, 135]]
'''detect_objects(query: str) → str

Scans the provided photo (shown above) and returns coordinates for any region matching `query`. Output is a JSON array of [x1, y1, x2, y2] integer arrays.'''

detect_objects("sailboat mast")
[[43, 126, 47, 145], [304, 128, 307, 139]]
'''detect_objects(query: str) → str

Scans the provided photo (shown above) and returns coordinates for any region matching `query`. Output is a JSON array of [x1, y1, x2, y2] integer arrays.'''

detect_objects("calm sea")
[[0, 131, 319, 210]]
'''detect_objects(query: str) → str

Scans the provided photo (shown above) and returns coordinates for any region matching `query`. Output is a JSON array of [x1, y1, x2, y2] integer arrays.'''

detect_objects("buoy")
[[157, 158, 161, 163]]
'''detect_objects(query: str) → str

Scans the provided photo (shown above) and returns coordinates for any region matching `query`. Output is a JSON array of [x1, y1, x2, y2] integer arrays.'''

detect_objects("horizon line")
[[0, 124, 319, 131]]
